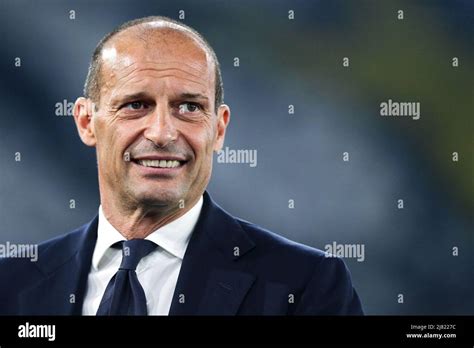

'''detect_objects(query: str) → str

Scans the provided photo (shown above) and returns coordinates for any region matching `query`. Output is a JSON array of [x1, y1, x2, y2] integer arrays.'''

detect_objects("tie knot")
[[118, 239, 157, 271]]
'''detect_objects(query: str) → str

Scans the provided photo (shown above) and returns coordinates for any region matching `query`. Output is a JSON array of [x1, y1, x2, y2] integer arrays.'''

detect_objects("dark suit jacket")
[[0, 191, 363, 315]]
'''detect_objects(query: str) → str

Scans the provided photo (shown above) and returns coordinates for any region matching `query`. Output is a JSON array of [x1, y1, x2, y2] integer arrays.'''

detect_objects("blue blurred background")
[[0, 0, 472, 314]]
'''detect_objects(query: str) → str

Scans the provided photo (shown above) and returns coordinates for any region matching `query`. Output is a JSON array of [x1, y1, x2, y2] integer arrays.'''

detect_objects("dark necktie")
[[96, 239, 157, 315]]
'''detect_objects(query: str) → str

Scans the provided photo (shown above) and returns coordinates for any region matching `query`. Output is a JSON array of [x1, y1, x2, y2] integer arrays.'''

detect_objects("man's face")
[[82, 27, 228, 209]]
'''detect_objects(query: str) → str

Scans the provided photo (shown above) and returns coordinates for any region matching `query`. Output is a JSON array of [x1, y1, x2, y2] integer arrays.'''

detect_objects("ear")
[[73, 97, 97, 147], [213, 104, 230, 152]]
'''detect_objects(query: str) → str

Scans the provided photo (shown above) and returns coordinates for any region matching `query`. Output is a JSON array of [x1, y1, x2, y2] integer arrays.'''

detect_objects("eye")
[[178, 102, 201, 114], [124, 101, 148, 110]]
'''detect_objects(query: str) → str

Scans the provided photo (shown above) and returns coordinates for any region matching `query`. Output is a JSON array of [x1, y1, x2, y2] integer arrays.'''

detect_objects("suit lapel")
[[169, 192, 256, 315], [18, 217, 98, 315]]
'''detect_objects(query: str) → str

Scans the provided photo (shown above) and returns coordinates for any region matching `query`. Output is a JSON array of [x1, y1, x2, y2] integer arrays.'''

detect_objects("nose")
[[143, 104, 178, 148]]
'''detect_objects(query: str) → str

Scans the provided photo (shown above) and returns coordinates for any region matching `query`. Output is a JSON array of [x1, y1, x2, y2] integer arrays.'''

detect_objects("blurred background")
[[0, 0, 472, 314]]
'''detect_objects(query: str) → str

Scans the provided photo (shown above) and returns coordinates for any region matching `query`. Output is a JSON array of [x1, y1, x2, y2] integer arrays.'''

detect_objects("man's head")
[[83, 16, 224, 111], [73, 16, 230, 213]]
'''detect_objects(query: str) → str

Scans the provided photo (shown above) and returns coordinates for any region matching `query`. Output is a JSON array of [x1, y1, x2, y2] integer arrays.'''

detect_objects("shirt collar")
[[93, 195, 203, 270]]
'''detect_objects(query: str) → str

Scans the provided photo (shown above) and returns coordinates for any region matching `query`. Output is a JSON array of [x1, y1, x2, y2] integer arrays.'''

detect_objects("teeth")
[[138, 160, 181, 168]]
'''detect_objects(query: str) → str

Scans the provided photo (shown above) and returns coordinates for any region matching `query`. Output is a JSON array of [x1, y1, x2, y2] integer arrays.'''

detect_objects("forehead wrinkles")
[[103, 61, 212, 99], [101, 37, 214, 96], [117, 60, 209, 82]]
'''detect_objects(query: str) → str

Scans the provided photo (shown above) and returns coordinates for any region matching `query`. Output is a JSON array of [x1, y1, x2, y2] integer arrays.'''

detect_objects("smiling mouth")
[[132, 159, 187, 169]]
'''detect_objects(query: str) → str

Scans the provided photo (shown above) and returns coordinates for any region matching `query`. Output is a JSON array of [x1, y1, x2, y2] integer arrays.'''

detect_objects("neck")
[[100, 194, 201, 240]]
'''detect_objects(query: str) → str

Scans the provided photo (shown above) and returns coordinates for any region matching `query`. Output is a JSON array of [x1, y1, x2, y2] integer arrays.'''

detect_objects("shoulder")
[[236, 217, 327, 261], [234, 217, 350, 283], [233, 217, 363, 314], [0, 224, 89, 292]]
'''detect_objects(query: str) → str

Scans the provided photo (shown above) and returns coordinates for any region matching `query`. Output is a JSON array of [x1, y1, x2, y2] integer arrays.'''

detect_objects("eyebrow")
[[111, 91, 210, 106], [112, 92, 152, 105], [179, 93, 209, 101]]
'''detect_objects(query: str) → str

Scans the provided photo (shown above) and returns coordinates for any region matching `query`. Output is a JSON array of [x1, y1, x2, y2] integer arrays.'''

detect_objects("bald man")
[[0, 16, 363, 315]]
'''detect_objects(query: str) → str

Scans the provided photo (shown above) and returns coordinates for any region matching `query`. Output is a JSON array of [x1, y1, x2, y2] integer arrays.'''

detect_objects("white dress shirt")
[[82, 196, 203, 315]]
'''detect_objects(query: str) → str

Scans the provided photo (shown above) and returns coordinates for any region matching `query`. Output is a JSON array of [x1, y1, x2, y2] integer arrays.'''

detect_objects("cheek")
[[94, 118, 135, 167], [183, 121, 216, 160]]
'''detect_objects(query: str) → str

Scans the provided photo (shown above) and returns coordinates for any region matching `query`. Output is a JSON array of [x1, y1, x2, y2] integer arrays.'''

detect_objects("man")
[[0, 16, 363, 315]]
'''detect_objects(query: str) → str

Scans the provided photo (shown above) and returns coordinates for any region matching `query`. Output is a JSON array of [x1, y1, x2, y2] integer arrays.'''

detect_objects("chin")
[[133, 186, 185, 207]]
